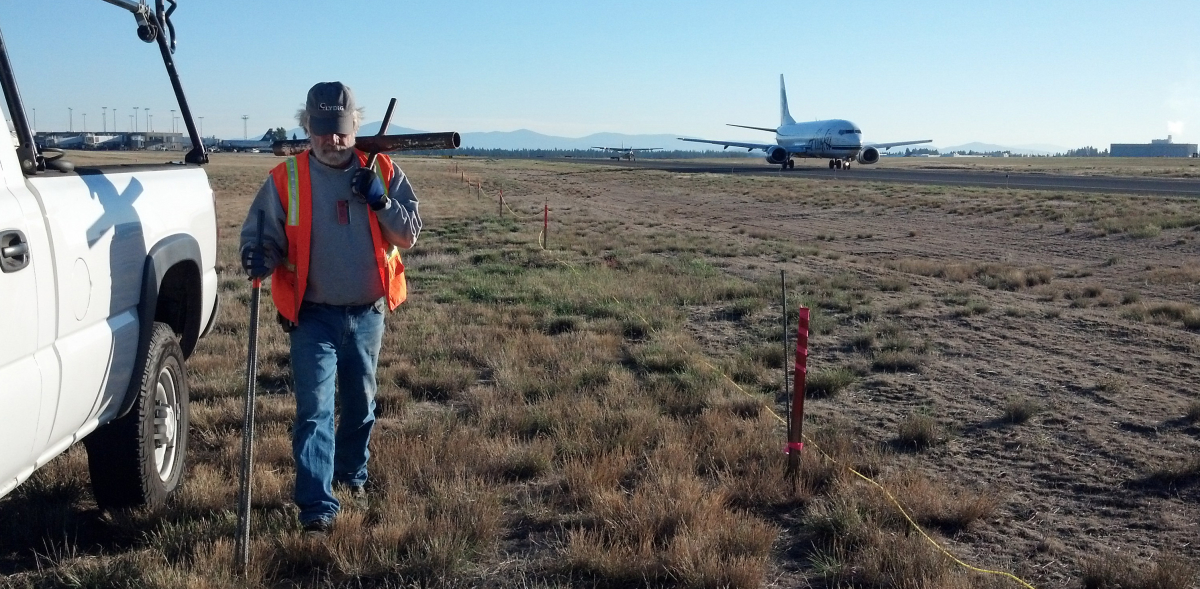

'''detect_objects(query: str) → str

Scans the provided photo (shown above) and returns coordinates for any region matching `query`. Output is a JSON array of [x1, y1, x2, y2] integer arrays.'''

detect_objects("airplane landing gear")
[[787, 159, 794, 169], [828, 159, 851, 170]]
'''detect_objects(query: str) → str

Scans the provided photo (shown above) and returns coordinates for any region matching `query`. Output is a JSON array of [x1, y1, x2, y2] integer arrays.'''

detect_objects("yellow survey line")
[[693, 354, 1037, 589]]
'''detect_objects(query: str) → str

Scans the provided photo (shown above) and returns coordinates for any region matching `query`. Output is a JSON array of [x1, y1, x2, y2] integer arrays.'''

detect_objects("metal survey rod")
[[271, 132, 461, 157], [235, 210, 264, 573]]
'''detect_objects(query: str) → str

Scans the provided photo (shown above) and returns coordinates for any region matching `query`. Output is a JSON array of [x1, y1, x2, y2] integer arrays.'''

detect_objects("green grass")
[[806, 367, 857, 399]]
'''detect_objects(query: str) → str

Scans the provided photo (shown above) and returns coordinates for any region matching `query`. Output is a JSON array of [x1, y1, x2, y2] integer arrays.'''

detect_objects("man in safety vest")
[[238, 81, 422, 535]]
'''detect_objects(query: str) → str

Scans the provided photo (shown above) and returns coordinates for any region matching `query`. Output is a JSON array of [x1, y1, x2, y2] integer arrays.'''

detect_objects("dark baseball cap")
[[306, 81, 356, 136]]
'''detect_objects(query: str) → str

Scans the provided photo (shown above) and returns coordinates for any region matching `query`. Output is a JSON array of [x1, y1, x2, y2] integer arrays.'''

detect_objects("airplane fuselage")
[[777, 119, 863, 160]]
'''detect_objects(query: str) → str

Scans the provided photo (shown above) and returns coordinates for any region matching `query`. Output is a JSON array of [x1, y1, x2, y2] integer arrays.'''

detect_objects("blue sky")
[[1, 0, 1197, 148]]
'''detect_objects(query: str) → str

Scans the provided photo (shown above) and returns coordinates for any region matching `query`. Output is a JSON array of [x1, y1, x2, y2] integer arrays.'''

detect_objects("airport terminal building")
[[35, 131, 187, 151], [1110, 136, 1198, 157]]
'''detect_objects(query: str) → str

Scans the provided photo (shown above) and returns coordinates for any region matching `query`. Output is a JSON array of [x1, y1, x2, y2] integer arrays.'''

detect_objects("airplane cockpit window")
[[838, 129, 863, 135]]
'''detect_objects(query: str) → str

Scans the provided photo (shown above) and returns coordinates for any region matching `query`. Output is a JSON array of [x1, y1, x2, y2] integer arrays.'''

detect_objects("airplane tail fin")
[[780, 74, 796, 127]]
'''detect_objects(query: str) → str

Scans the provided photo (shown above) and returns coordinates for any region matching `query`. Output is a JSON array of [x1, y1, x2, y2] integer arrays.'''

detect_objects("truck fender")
[[116, 234, 201, 420]]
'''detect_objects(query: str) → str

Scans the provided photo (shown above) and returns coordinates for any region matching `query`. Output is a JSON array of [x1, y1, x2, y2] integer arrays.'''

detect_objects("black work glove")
[[241, 245, 272, 279], [352, 168, 388, 211]]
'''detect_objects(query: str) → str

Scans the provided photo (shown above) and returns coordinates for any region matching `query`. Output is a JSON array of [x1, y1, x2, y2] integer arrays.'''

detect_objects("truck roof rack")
[[102, 0, 207, 165]]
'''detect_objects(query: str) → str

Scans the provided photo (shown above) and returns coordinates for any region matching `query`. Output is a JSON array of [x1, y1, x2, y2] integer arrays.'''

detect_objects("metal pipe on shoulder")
[[272, 132, 461, 157]]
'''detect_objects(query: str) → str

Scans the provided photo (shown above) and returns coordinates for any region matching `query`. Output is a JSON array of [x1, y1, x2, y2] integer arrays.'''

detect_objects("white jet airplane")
[[593, 146, 661, 161], [679, 75, 931, 170]]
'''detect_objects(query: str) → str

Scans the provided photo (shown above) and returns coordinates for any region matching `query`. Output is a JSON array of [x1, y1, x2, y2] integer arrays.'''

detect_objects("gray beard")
[[312, 144, 354, 167]]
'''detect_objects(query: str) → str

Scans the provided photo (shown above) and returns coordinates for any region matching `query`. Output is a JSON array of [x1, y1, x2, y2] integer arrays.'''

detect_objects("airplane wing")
[[630, 148, 661, 152], [727, 124, 778, 133], [867, 139, 933, 150], [677, 137, 780, 152]]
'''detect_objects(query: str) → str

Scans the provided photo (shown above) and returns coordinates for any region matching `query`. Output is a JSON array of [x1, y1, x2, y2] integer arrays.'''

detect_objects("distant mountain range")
[[280, 124, 1073, 155], [934, 142, 1069, 156]]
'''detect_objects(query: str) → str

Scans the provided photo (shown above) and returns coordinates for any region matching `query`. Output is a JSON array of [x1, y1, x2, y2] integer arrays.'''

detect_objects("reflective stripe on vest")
[[285, 157, 300, 227], [269, 149, 407, 323]]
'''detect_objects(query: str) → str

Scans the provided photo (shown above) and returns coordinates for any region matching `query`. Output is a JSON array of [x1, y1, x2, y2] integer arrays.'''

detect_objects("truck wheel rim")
[[153, 363, 180, 481]]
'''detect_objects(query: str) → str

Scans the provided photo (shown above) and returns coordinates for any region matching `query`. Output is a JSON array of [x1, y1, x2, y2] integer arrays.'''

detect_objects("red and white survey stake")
[[787, 307, 810, 461]]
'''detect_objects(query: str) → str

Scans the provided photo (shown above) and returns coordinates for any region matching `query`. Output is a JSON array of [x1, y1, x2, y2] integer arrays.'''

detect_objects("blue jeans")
[[289, 299, 385, 525]]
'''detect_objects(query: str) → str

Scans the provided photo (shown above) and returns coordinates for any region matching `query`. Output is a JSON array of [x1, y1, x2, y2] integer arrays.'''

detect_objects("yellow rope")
[[499, 194, 545, 220], [693, 353, 1037, 589]]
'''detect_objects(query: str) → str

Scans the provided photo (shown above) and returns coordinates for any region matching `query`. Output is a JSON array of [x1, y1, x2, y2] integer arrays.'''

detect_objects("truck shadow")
[[0, 464, 122, 575]]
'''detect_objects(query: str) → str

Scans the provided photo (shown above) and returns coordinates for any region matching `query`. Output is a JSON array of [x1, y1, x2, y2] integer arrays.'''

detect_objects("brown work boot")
[[335, 481, 370, 511], [347, 485, 369, 511], [301, 518, 331, 539]]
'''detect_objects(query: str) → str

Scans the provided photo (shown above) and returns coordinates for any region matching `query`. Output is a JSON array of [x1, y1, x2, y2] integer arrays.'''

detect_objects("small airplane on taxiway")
[[592, 145, 661, 161]]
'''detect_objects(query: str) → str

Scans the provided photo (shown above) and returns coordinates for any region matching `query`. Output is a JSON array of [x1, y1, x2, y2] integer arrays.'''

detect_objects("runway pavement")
[[593, 159, 1200, 197]]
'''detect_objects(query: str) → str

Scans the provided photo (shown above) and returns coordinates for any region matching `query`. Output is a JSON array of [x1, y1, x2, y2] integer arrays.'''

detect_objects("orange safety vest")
[[269, 149, 407, 323]]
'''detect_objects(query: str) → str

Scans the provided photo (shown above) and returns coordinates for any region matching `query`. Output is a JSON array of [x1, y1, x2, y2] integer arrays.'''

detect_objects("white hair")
[[296, 106, 364, 136]]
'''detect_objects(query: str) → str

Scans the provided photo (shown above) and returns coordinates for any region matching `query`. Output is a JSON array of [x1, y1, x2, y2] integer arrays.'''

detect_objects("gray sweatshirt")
[[239, 153, 422, 306]]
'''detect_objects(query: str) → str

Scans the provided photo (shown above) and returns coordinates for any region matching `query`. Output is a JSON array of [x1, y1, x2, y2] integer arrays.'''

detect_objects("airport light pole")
[[133, 107, 139, 132], [129, 114, 134, 133], [82, 112, 86, 132], [68, 107, 72, 132], [145, 107, 151, 133], [31, 108, 35, 133], [242, 115, 249, 139], [170, 109, 176, 133], [102, 107, 107, 132], [198, 116, 204, 139]]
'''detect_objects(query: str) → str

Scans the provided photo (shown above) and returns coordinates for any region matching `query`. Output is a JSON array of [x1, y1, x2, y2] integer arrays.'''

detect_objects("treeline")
[[1059, 146, 1108, 157], [900, 146, 1112, 157], [902, 147, 940, 156], [397, 147, 757, 159]]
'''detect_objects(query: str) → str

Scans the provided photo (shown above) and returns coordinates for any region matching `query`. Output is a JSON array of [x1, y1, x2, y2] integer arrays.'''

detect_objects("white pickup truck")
[[0, 0, 218, 508]]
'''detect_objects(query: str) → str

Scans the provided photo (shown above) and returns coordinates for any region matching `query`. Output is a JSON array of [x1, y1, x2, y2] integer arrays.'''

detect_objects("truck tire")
[[84, 322, 189, 509]]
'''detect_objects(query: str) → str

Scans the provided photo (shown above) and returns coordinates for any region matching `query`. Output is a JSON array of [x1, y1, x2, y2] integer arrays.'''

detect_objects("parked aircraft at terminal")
[[221, 130, 277, 152], [680, 75, 931, 170]]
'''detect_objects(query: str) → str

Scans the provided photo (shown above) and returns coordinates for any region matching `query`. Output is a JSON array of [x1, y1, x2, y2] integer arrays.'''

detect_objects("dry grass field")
[[2, 152, 1199, 588]]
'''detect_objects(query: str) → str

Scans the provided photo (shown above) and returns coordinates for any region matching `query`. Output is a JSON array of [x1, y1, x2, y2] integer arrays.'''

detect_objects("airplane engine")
[[856, 146, 880, 165], [764, 146, 789, 165]]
